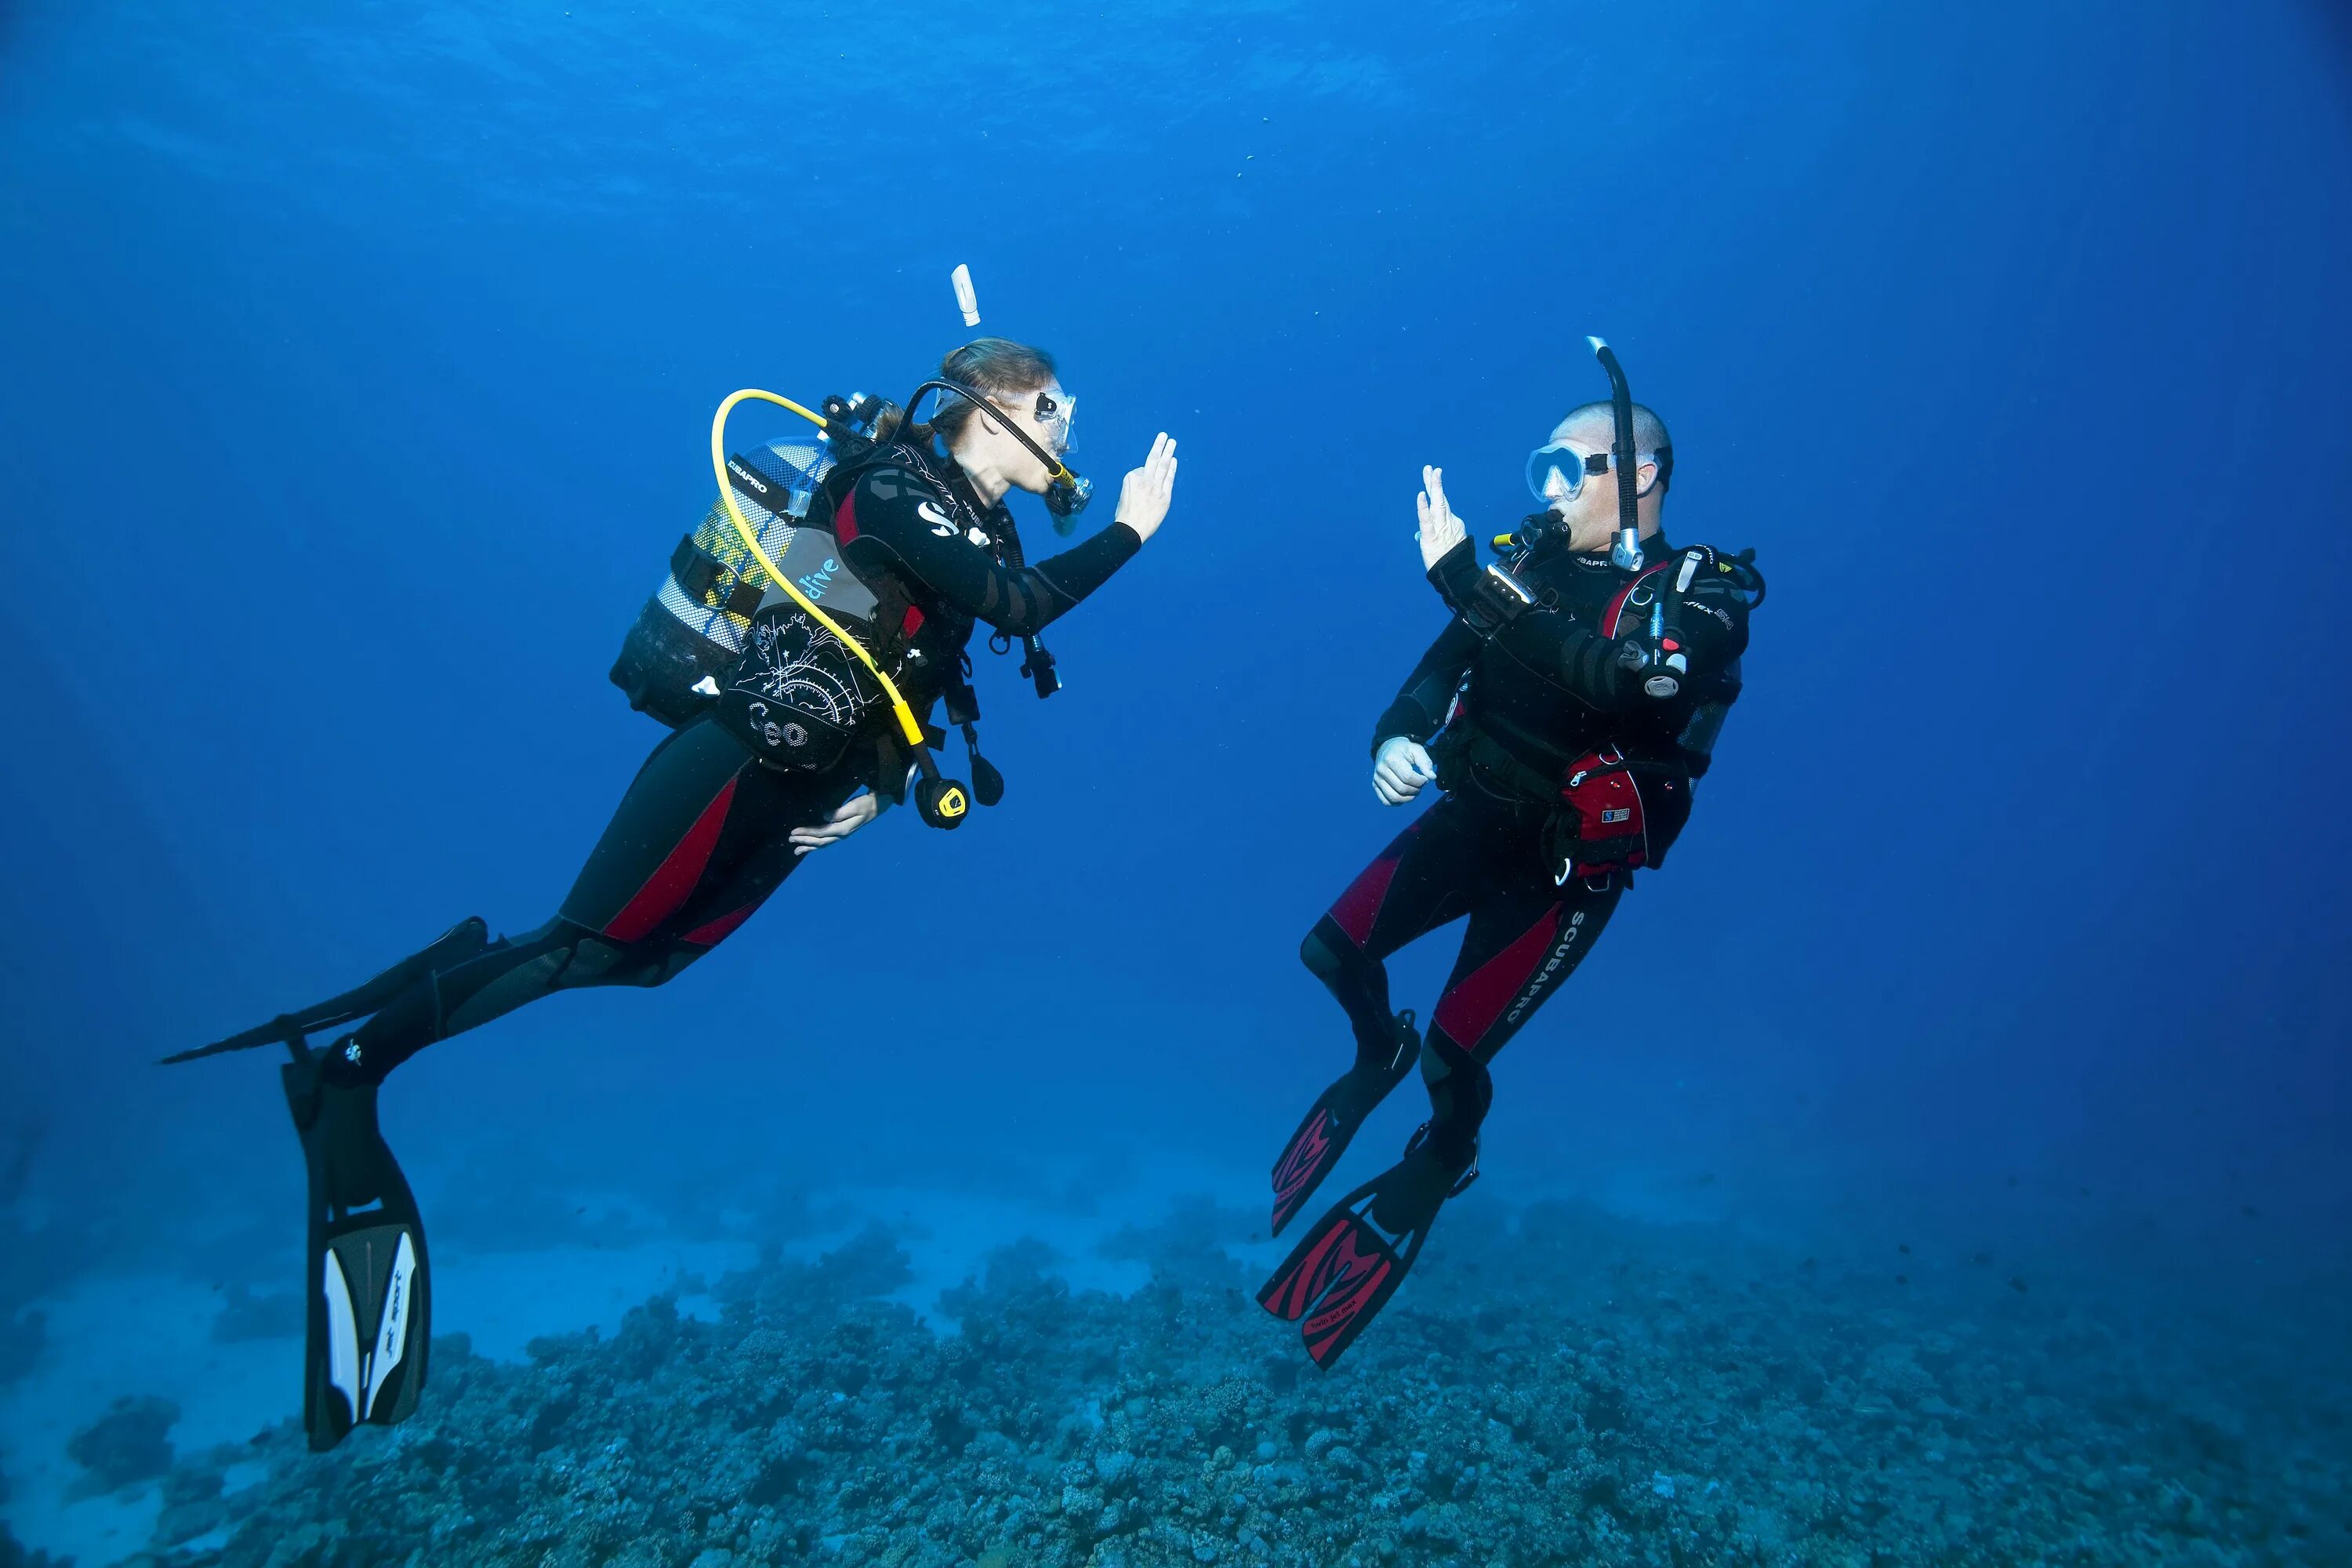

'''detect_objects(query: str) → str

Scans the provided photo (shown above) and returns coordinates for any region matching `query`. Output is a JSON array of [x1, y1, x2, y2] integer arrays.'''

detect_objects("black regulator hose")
[[902, 379, 1093, 521]]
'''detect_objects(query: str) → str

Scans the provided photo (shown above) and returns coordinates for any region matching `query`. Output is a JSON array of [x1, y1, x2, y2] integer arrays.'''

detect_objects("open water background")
[[2, 3, 2347, 1563]]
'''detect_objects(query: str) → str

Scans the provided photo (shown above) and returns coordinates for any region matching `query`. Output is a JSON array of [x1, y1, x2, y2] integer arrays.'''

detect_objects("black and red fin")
[[1261, 1171, 1385, 1323], [1298, 1218, 1420, 1369], [1269, 1013, 1421, 1236], [1260, 1173, 1450, 1368], [1270, 1094, 1353, 1237]]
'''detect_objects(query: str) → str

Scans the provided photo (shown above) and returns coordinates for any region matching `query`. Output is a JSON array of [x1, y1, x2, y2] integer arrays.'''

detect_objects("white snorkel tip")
[[951, 263, 981, 328], [1585, 334, 1608, 354]]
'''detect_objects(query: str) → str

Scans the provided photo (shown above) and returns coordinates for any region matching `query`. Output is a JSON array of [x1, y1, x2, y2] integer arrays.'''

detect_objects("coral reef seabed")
[[67, 1398, 181, 1497], [81, 1203, 2352, 1567]]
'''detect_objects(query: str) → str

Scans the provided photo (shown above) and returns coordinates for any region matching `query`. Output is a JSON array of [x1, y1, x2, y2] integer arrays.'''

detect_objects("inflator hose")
[[709, 390, 927, 750]]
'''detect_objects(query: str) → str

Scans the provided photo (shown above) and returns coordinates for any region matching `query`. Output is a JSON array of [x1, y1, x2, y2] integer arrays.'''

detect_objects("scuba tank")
[[609, 393, 900, 729], [706, 432, 976, 815]]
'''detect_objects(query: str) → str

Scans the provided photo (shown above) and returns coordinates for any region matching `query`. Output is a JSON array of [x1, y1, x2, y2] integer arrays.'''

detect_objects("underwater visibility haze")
[[2, 1, 2348, 1563]]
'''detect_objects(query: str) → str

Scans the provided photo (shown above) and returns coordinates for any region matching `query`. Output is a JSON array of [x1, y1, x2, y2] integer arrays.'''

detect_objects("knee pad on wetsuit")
[[1299, 919, 1353, 983], [546, 925, 707, 991], [1417, 1034, 1493, 1169]]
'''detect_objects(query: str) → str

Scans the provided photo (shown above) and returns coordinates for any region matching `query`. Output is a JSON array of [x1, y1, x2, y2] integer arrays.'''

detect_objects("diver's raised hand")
[[1373, 736, 1438, 807], [789, 791, 881, 856], [1417, 466, 1468, 570], [1116, 432, 1179, 542]]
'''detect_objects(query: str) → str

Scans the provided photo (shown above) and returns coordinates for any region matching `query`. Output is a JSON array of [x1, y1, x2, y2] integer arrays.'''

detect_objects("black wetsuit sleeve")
[[840, 466, 1141, 637], [1545, 572, 1750, 709], [1428, 540, 1749, 713], [1370, 619, 1478, 754]]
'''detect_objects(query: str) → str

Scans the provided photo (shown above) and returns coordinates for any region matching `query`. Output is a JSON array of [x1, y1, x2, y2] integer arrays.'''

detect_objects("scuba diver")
[[1258, 340, 1763, 1368], [165, 337, 1179, 1449]]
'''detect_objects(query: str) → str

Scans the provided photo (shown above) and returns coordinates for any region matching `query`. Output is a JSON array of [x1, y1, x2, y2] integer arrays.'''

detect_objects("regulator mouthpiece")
[[1045, 470, 1094, 524], [951, 264, 981, 328]]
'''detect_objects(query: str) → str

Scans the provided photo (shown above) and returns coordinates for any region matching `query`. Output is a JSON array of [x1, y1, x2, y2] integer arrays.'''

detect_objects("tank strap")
[[669, 535, 764, 619]]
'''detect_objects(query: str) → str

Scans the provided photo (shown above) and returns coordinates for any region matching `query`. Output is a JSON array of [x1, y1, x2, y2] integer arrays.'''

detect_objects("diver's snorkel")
[[1586, 336, 1647, 572], [903, 379, 1094, 527]]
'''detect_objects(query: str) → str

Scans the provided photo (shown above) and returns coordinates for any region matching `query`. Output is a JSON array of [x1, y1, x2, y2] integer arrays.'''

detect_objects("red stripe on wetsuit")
[[1329, 848, 1405, 947], [1430, 906, 1563, 1051], [602, 778, 739, 943]]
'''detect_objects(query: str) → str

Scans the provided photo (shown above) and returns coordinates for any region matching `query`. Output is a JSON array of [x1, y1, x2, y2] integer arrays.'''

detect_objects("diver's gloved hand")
[[1417, 466, 1468, 569], [1115, 432, 1180, 542], [1373, 736, 1438, 806], [789, 790, 882, 857]]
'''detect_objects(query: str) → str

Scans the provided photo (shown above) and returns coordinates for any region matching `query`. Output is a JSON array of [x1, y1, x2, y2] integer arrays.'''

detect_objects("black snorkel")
[[1585, 336, 1647, 572], [903, 379, 1094, 525]]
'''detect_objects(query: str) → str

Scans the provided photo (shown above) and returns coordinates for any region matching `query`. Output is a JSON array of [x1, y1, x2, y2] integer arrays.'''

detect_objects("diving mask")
[[1025, 387, 1088, 522], [1525, 441, 1663, 506], [906, 376, 1093, 524], [1032, 388, 1076, 456]]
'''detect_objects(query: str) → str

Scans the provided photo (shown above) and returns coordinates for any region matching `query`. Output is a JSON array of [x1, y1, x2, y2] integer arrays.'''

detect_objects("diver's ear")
[[1635, 458, 1661, 498]]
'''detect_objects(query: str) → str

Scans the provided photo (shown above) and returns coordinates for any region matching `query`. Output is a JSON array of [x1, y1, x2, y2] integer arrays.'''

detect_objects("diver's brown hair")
[[924, 338, 1058, 447]]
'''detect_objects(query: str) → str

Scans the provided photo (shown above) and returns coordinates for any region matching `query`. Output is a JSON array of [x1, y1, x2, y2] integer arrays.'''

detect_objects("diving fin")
[[282, 1040, 430, 1451], [1258, 1132, 1475, 1370], [1270, 1010, 1419, 1236], [162, 917, 490, 1065]]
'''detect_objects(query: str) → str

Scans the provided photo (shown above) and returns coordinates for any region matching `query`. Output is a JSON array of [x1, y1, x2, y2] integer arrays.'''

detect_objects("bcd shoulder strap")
[[872, 440, 1063, 700]]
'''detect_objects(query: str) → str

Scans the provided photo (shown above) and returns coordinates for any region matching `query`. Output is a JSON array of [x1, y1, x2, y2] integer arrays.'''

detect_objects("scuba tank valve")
[[822, 391, 904, 448]]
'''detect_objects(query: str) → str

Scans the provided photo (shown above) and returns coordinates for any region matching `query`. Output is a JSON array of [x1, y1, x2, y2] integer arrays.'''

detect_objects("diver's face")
[[1541, 416, 1657, 554], [977, 380, 1070, 492]]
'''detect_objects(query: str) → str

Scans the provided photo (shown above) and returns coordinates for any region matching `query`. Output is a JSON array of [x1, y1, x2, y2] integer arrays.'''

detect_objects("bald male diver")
[[168, 338, 1181, 1448], [1258, 342, 1764, 1368]]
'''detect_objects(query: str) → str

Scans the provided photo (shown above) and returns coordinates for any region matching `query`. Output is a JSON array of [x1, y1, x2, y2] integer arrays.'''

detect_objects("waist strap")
[[1432, 718, 1562, 803]]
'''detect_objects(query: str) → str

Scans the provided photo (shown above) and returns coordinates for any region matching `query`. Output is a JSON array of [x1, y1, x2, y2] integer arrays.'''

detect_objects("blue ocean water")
[[2, 2, 2347, 1563]]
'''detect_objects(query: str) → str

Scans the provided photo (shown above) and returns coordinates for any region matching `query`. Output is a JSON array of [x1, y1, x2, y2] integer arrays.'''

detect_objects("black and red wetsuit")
[[325, 448, 1140, 1086], [1271, 524, 1753, 1230]]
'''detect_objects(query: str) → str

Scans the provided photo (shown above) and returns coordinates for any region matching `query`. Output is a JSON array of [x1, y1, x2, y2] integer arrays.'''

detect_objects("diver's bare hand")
[[1116, 432, 1179, 542], [789, 792, 880, 856], [1417, 466, 1468, 570]]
